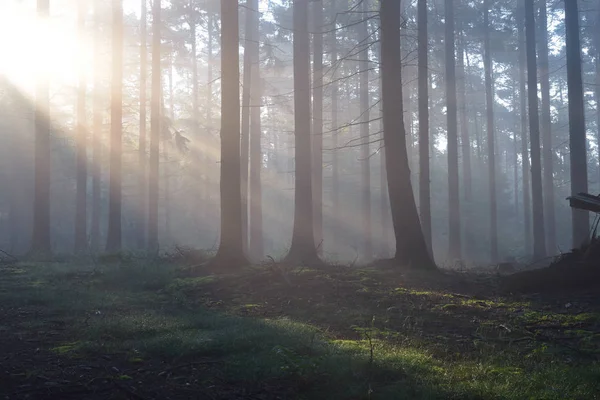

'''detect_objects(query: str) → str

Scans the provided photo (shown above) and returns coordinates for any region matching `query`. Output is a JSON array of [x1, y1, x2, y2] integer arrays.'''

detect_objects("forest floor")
[[1, 259, 600, 399]]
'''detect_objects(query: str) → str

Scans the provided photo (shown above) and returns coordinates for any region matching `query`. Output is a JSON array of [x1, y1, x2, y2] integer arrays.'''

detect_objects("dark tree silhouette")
[[445, 0, 461, 260], [285, 0, 319, 264], [418, 0, 432, 253], [312, 0, 324, 257], [74, 0, 88, 253], [483, 1, 497, 261], [106, 0, 123, 253], [137, 0, 148, 250], [564, 0, 589, 247], [90, 0, 103, 252], [31, 0, 51, 256], [524, 0, 546, 259], [380, 0, 434, 269], [147, 0, 161, 254], [213, 0, 248, 266]]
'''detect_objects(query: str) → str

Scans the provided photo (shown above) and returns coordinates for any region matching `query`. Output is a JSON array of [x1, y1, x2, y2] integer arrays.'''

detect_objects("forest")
[[0, 0, 599, 399]]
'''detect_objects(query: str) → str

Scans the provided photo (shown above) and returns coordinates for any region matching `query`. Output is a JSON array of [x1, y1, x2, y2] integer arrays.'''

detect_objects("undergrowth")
[[0, 261, 599, 399]]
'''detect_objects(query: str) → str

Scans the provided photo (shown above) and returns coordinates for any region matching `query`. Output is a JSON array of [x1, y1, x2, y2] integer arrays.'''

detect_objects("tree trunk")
[[147, 0, 161, 254], [457, 27, 471, 202], [445, 0, 461, 260], [106, 0, 123, 253], [380, 0, 434, 269], [358, 0, 372, 260], [518, 4, 532, 255], [286, 0, 318, 263], [538, 0, 556, 253], [213, 0, 247, 265], [32, 0, 51, 256], [418, 0, 431, 254], [524, 0, 546, 259], [90, 0, 103, 252], [312, 0, 324, 257], [248, 0, 263, 260], [565, 0, 589, 247], [330, 0, 339, 256], [74, 0, 88, 253], [483, 2, 497, 262], [137, 0, 148, 250], [241, 0, 252, 253]]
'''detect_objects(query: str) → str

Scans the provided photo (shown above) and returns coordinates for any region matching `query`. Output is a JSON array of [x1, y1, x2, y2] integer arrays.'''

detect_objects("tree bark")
[[137, 0, 148, 250], [147, 0, 161, 254], [213, 0, 247, 265], [248, 0, 263, 260], [32, 0, 52, 256], [418, 0, 431, 254], [564, 0, 589, 247], [312, 0, 324, 257], [330, 0, 339, 256], [75, 0, 88, 253], [524, 0, 546, 259], [517, 4, 532, 255], [445, 0, 461, 260], [106, 0, 123, 253], [483, 2, 497, 262], [241, 0, 252, 253], [359, 0, 372, 259], [538, 0, 556, 253], [285, 0, 318, 263], [90, 0, 103, 252], [380, 0, 434, 269]]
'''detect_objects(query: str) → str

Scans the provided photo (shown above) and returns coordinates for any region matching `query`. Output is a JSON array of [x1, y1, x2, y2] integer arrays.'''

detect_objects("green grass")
[[1, 261, 599, 399]]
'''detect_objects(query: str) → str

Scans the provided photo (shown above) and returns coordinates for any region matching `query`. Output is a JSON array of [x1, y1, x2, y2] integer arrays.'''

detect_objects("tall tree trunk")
[[106, 0, 123, 253], [32, 0, 51, 256], [418, 0, 431, 253], [138, 0, 148, 250], [90, 0, 103, 252], [205, 12, 213, 222], [75, 0, 88, 253], [312, 0, 324, 256], [538, 0, 556, 253], [330, 0, 339, 256], [483, 2, 497, 262], [147, 0, 161, 254], [359, 0, 372, 259], [241, 0, 253, 253], [565, 0, 589, 247], [518, 5, 532, 255], [213, 0, 247, 265], [445, 0, 461, 260], [285, 0, 318, 263], [380, 0, 434, 269], [597, 52, 600, 193], [512, 80, 519, 219], [248, 0, 263, 260], [165, 55, 174, 245], [457, 27, 472, 202], [524, 0, 546, 259]]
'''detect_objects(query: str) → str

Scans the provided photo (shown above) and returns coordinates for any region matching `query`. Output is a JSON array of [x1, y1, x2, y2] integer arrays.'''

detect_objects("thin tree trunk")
[[106, 0, 123, 253], [241, 0, 252, 253], [205, 12, 213, 223], [285, 0, 318, 263], [483, 3, 497, 262], [330, 0, 339, 256], [32, 0, 51, 256], [248, 0, 263, 260], [165, 55, 174, 245], [512, 80, 519, 219], [457, 27, 471, 202], [90, 0, 103, 252], [380, 0, 434, 269], [359, 0, 372, 259], [538, 0, 556, 253], [137, 0, 148, 250], [213, 0, 247, 265], [524, 0, 546, 259], [518, 5, 532, 255], [565, 0, 589, 247], [597, 53, 600, 193], [147, 0, 161, 254], [418, 0, 431, 253], [312, 0, 324, 257], [75, 0, 88, 253], [445, 0, 461, 260]]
